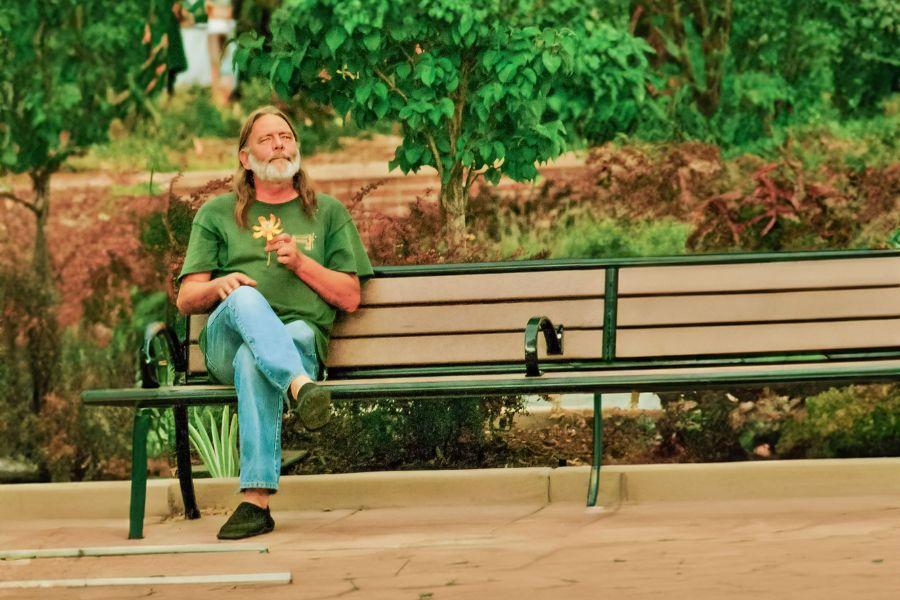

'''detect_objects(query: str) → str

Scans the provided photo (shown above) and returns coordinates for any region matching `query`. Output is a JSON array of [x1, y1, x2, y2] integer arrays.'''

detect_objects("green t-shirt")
[[178, 192, 374, 364]]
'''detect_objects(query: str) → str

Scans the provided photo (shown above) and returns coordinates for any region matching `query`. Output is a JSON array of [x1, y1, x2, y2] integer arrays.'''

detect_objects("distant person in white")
[[206, 0, 235, 104]]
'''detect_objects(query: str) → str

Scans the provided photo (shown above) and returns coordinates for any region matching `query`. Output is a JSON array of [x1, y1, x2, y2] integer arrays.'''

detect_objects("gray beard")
[[247, 151, 301, 182]]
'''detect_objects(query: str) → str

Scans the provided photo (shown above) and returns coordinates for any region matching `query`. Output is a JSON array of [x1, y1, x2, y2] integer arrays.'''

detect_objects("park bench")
[[82, 249, 900, 538]]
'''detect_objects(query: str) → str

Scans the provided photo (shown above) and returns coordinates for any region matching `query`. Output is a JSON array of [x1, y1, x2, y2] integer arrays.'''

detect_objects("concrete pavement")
[[1, 460, 898, 599]]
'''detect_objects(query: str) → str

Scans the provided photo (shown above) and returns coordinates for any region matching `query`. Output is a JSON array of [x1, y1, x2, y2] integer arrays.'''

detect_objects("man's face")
[[240, 114, 301, 182]]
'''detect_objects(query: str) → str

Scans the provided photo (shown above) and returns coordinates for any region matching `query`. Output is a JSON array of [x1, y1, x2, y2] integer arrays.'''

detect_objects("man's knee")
[[225, 284, 268, 312], [232, 343, 256, 374], [286, 321, 317, 352]]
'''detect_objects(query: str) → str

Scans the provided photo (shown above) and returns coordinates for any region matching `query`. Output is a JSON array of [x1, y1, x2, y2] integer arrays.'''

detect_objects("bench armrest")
[[524, 316, 564, 377], [140, 322, 187, 389]]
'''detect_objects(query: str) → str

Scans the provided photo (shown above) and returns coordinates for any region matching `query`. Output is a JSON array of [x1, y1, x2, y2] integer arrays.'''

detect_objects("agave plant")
[[188, 406, 239, 478]]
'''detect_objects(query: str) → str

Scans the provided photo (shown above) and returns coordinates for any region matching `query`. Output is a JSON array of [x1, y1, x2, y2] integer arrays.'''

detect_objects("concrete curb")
[[170, 467, 553, 513], [0, 479, 170, 521], [1, 458, 898, 520], [548, 458, 900, 504]]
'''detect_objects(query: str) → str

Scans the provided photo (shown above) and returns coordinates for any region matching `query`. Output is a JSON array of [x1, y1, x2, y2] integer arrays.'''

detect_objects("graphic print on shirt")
[[293, 233, 316, 252]]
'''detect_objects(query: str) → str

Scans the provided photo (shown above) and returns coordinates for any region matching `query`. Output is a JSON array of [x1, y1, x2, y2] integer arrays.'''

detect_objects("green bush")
[[551, 218, 690, 259], [778, 385, 900, 458], [655, 392, 745, 462], [783, 97, 900, 172], [602, 409, 660, 463], [283, 396, 526, 474]]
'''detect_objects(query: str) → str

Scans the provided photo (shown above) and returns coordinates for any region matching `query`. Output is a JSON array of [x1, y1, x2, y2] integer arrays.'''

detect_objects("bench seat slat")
[[619, 256, 900, 295], [83, 358, 900, 407], [323, 357, 900, 388], [617, 318, 900, 358], [618, 287, 900, 326]]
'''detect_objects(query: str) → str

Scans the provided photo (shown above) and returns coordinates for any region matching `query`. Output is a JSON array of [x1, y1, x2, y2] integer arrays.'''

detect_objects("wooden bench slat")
[[320, 357, 900, 388], [187, 272, 605, 342], [86, 357, 900, 405], [359, 268, 605, 306], [617, 318, 900, 358], [332, 298, 604, 337], [328, 329, 602, 367], [188, 329, 603, 374], [618, 287, 900, 326], [160, 357, 900, 398], [618, 256, 900, 295], [190, 314, 208, 342]]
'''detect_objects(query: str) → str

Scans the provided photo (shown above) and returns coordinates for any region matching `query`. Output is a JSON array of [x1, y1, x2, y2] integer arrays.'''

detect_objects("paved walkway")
[[2, 495, 898, 599]]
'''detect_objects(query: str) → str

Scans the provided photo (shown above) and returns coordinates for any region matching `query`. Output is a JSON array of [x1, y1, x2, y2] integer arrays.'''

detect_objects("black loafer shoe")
[[294, 382, 332, 431], [217, 502, 275, 540]]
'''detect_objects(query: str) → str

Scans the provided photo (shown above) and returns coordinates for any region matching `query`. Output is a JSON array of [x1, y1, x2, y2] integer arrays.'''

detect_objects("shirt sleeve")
[[325, 217, 375, 283], [178, 217, 222, 283]]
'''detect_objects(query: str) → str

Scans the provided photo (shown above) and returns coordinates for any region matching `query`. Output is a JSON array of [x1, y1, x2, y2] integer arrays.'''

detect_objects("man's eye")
[[260, 136, 271, 143]]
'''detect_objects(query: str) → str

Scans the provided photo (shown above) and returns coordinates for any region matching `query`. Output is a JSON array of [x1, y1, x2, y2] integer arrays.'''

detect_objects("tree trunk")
[[26, 171, 60, 415], [438, 163, 467, 249]]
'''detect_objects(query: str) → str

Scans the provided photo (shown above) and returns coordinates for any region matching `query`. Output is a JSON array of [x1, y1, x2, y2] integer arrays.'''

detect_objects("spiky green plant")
[[188, 406, 239, 478]]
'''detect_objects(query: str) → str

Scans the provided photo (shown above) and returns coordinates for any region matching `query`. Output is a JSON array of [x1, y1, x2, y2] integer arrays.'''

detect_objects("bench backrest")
[[187, 266, 607, 376], [185, 252, 900, 379], [613, 254, 900, 358]]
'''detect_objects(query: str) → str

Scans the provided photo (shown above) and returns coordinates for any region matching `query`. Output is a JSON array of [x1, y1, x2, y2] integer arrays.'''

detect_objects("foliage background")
[[0, 0, 897, 482]]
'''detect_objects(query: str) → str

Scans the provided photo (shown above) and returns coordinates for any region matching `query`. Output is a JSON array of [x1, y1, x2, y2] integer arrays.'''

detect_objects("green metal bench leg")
[[129, 409, 151, 540], [587, 393, 603, 507]]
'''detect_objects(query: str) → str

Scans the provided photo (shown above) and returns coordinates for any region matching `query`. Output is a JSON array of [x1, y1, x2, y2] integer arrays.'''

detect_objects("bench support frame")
[[588, 393, 604, 506], [129, 410, 151, 539]]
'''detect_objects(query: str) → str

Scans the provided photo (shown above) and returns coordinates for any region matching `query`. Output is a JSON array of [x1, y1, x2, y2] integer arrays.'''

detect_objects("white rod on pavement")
[[0, 543, 269, 561], [0, 572, 292, 589]]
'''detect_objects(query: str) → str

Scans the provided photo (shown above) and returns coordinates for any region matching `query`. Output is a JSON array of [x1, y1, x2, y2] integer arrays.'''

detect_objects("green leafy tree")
[[237, 0, 651, 241], [0, 1, 168, 412], [635, 0, 734, 118], [631, 0, 899, 151]]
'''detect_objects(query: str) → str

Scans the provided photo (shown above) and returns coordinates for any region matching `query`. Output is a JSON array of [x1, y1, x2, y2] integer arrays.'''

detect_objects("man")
[[176, 105, 374, 539]]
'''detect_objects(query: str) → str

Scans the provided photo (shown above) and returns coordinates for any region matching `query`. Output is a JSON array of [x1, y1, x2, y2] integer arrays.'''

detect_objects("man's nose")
[[272, 137, 284, 150]]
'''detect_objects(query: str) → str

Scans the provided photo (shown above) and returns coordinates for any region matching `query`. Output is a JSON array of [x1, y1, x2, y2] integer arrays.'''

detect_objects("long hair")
[[233, 106, 317, 228]]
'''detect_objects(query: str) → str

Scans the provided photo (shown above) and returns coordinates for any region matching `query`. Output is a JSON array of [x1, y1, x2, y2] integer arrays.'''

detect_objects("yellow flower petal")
[[251, 214, 285, 253]]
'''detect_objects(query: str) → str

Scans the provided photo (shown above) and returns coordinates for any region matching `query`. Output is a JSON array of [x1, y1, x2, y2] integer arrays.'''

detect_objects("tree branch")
[[399, 45, 417, 68], [425, 134, 444, 180], [374, 68, 443, 178], [0, 191, 39, 215], [373, 68, 408, 101], [464, 167, 480, 193]]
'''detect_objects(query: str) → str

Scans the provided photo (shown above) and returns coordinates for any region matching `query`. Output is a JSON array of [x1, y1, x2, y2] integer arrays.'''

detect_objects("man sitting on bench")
[[176, 105, 374, 540]]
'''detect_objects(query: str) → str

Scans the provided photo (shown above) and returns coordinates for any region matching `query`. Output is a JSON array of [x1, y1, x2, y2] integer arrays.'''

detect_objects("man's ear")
[[238, 149, 250, 170]]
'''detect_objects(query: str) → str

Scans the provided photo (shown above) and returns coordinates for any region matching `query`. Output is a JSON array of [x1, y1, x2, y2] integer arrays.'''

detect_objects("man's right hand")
[[211, 272, 258, 300], [176, 271, 257, 315]]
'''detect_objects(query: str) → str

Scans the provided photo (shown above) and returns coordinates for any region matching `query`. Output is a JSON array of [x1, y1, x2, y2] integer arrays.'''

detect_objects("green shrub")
[[551, 218, 690, 259], [602, 409, 660, 463], [283, 396, 526, 474], [728, 389, 804, 457], [778, 385, 900, 458], [655, 392, 745, 462]]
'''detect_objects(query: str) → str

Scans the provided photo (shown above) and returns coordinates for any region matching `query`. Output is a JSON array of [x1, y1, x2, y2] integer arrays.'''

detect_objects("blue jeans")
[[204, 285, 319, 493]]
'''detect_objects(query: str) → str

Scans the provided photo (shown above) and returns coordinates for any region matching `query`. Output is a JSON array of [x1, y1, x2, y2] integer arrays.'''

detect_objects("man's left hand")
[[266, 233, 307, 275]]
